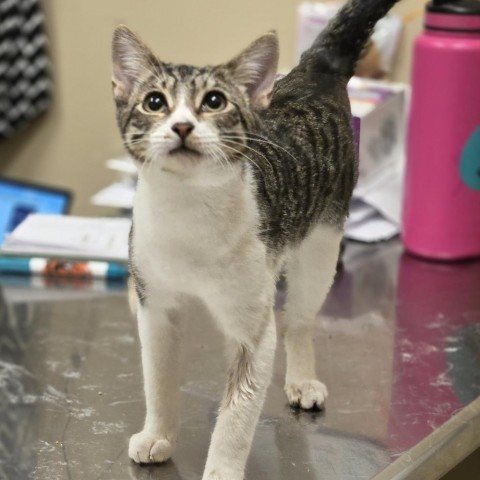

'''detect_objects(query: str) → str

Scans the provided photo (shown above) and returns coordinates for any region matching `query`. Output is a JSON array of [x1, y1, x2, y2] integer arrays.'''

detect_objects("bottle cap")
[[427, 0, 480, 16], [426, 0, 480, 31]]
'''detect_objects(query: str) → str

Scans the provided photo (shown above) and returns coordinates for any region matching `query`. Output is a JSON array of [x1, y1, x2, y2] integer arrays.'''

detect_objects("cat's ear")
[[112, 25, 157, 99], [226, 31, 279, 109]]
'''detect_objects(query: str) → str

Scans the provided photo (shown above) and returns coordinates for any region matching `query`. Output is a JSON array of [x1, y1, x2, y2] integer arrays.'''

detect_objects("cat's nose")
[[171, 122, 194, 140]]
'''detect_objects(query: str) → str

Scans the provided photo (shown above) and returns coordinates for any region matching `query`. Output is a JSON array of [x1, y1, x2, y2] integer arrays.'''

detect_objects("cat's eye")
[[143, 92, 167, 113], [201, 91, 227, 112]]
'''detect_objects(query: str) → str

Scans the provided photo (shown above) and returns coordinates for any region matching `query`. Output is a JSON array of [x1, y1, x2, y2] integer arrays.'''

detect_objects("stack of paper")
[[1, 214, 131, 263]]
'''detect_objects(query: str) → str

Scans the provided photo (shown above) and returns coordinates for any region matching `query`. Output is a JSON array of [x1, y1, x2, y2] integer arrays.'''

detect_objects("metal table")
[[1, 241, 479, 480]]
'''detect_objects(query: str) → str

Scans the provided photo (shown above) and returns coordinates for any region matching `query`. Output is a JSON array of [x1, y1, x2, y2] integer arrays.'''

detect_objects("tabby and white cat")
[[111, 0, 399, 478]]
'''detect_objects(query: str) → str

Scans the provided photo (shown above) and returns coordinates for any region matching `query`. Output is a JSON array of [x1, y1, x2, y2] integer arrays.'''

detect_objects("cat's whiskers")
[[204, 143, 236, 175], [138, 153, 152, 178], [124, 131, 145, 137], [126, 139, 148, 147], [124, 132, 145, 139], [138, 147, 160, 178], [219, 143, 280, 209], [199, 136, 234, 170], [228, 132, 295, 157], [124, 132, 149, 148], [221, 137, 275, 174], [148, 135, 174, 159], [224, 133, 300, 165], [219, 142, 267, 180], [140, 149, 159, 172], [248, 136, 300, 165]]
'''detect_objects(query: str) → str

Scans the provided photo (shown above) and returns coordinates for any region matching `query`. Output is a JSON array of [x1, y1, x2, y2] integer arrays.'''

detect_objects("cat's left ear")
[[112, 25, 157, 99], [226, 31, 279, 109]]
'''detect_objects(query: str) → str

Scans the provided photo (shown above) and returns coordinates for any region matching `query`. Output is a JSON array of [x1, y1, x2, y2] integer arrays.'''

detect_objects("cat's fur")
[[111, 1, 399, 478]]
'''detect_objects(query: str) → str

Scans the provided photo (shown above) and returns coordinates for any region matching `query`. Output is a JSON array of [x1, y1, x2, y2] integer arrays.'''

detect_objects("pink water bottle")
[[402, 0, 480, 260]]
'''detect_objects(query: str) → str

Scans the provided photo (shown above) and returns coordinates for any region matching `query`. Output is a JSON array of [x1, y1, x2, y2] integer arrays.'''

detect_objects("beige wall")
[[0, 0, 424, 215]]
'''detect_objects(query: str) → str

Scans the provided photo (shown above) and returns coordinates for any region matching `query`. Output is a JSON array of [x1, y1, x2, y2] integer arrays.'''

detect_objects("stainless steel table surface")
[[0, 240, 479, 480]]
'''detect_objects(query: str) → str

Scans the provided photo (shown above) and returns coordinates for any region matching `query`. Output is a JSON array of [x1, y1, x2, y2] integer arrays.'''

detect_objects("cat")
[[111, 0, 399, 478]]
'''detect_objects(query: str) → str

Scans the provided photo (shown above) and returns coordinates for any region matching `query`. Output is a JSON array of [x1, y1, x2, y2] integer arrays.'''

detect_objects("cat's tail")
[[300, 0, 400, 78]]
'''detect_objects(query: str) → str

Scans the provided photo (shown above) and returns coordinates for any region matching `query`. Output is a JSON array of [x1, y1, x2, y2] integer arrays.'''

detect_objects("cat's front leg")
[[202, 305, 276, 480], [129, 301, 183, 464]]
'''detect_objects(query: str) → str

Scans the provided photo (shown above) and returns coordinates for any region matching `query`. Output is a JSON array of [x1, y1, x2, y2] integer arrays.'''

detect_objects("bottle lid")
[[427, 0, 480, 16], [426, 0, 480, 31]]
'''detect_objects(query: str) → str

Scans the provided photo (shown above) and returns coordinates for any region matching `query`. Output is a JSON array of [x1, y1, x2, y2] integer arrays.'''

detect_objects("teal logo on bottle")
[[460, 126, 480, 191]]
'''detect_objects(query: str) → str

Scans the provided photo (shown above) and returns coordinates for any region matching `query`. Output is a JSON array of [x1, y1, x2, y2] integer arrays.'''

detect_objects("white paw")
[[128, 430, 174, 464], [285, 379, 328, 410]]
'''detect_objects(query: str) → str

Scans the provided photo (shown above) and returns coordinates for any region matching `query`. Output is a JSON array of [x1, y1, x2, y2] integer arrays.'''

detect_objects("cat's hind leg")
[[281, 224, 342, 410]]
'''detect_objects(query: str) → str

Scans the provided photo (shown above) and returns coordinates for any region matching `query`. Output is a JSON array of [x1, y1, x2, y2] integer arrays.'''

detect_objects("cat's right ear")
[[226, 31, 279, 109], [112, 25, 156, 99]]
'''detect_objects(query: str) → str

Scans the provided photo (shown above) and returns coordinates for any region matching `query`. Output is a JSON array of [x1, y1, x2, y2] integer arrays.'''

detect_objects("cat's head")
[[111, 26, 278, 175]]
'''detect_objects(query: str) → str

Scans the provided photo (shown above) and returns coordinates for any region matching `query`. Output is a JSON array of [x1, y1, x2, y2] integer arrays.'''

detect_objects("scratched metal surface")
[[0, 241, 479, 480]]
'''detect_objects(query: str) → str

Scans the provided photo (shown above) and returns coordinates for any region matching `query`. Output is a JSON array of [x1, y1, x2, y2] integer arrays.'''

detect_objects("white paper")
[[1, 214, 131, 262], [346, 216, 399, 243], [346, 200, 400, 242], [346, 162, 404, 243], [356, 167, 404, 224]]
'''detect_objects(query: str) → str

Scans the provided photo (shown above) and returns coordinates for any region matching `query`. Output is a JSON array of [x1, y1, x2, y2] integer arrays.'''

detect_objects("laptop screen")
[[0, 177, 72, 246]]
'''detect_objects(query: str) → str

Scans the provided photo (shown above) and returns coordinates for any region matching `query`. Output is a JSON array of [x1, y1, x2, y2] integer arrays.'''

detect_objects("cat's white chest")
[[132, 170, 264, 296]]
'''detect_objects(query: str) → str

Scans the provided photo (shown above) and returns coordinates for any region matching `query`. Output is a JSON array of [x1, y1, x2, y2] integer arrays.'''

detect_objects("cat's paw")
[[285, 379, 328, 410], [128, 431, 174, 464]]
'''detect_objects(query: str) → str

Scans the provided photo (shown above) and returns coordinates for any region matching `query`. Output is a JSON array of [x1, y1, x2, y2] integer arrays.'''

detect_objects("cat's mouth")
[[169, 145, 201, 157]]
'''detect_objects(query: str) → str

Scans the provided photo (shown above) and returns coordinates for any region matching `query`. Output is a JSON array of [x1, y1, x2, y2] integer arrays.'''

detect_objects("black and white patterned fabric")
[[0, 0, 51, 139]]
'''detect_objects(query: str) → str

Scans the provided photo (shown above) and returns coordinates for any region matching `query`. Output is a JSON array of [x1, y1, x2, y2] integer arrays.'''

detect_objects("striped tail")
[[301, 0, 401, 78]]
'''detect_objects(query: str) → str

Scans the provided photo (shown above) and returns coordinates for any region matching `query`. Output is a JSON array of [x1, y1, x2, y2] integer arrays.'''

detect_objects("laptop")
[[0, 177, 72, 246]]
